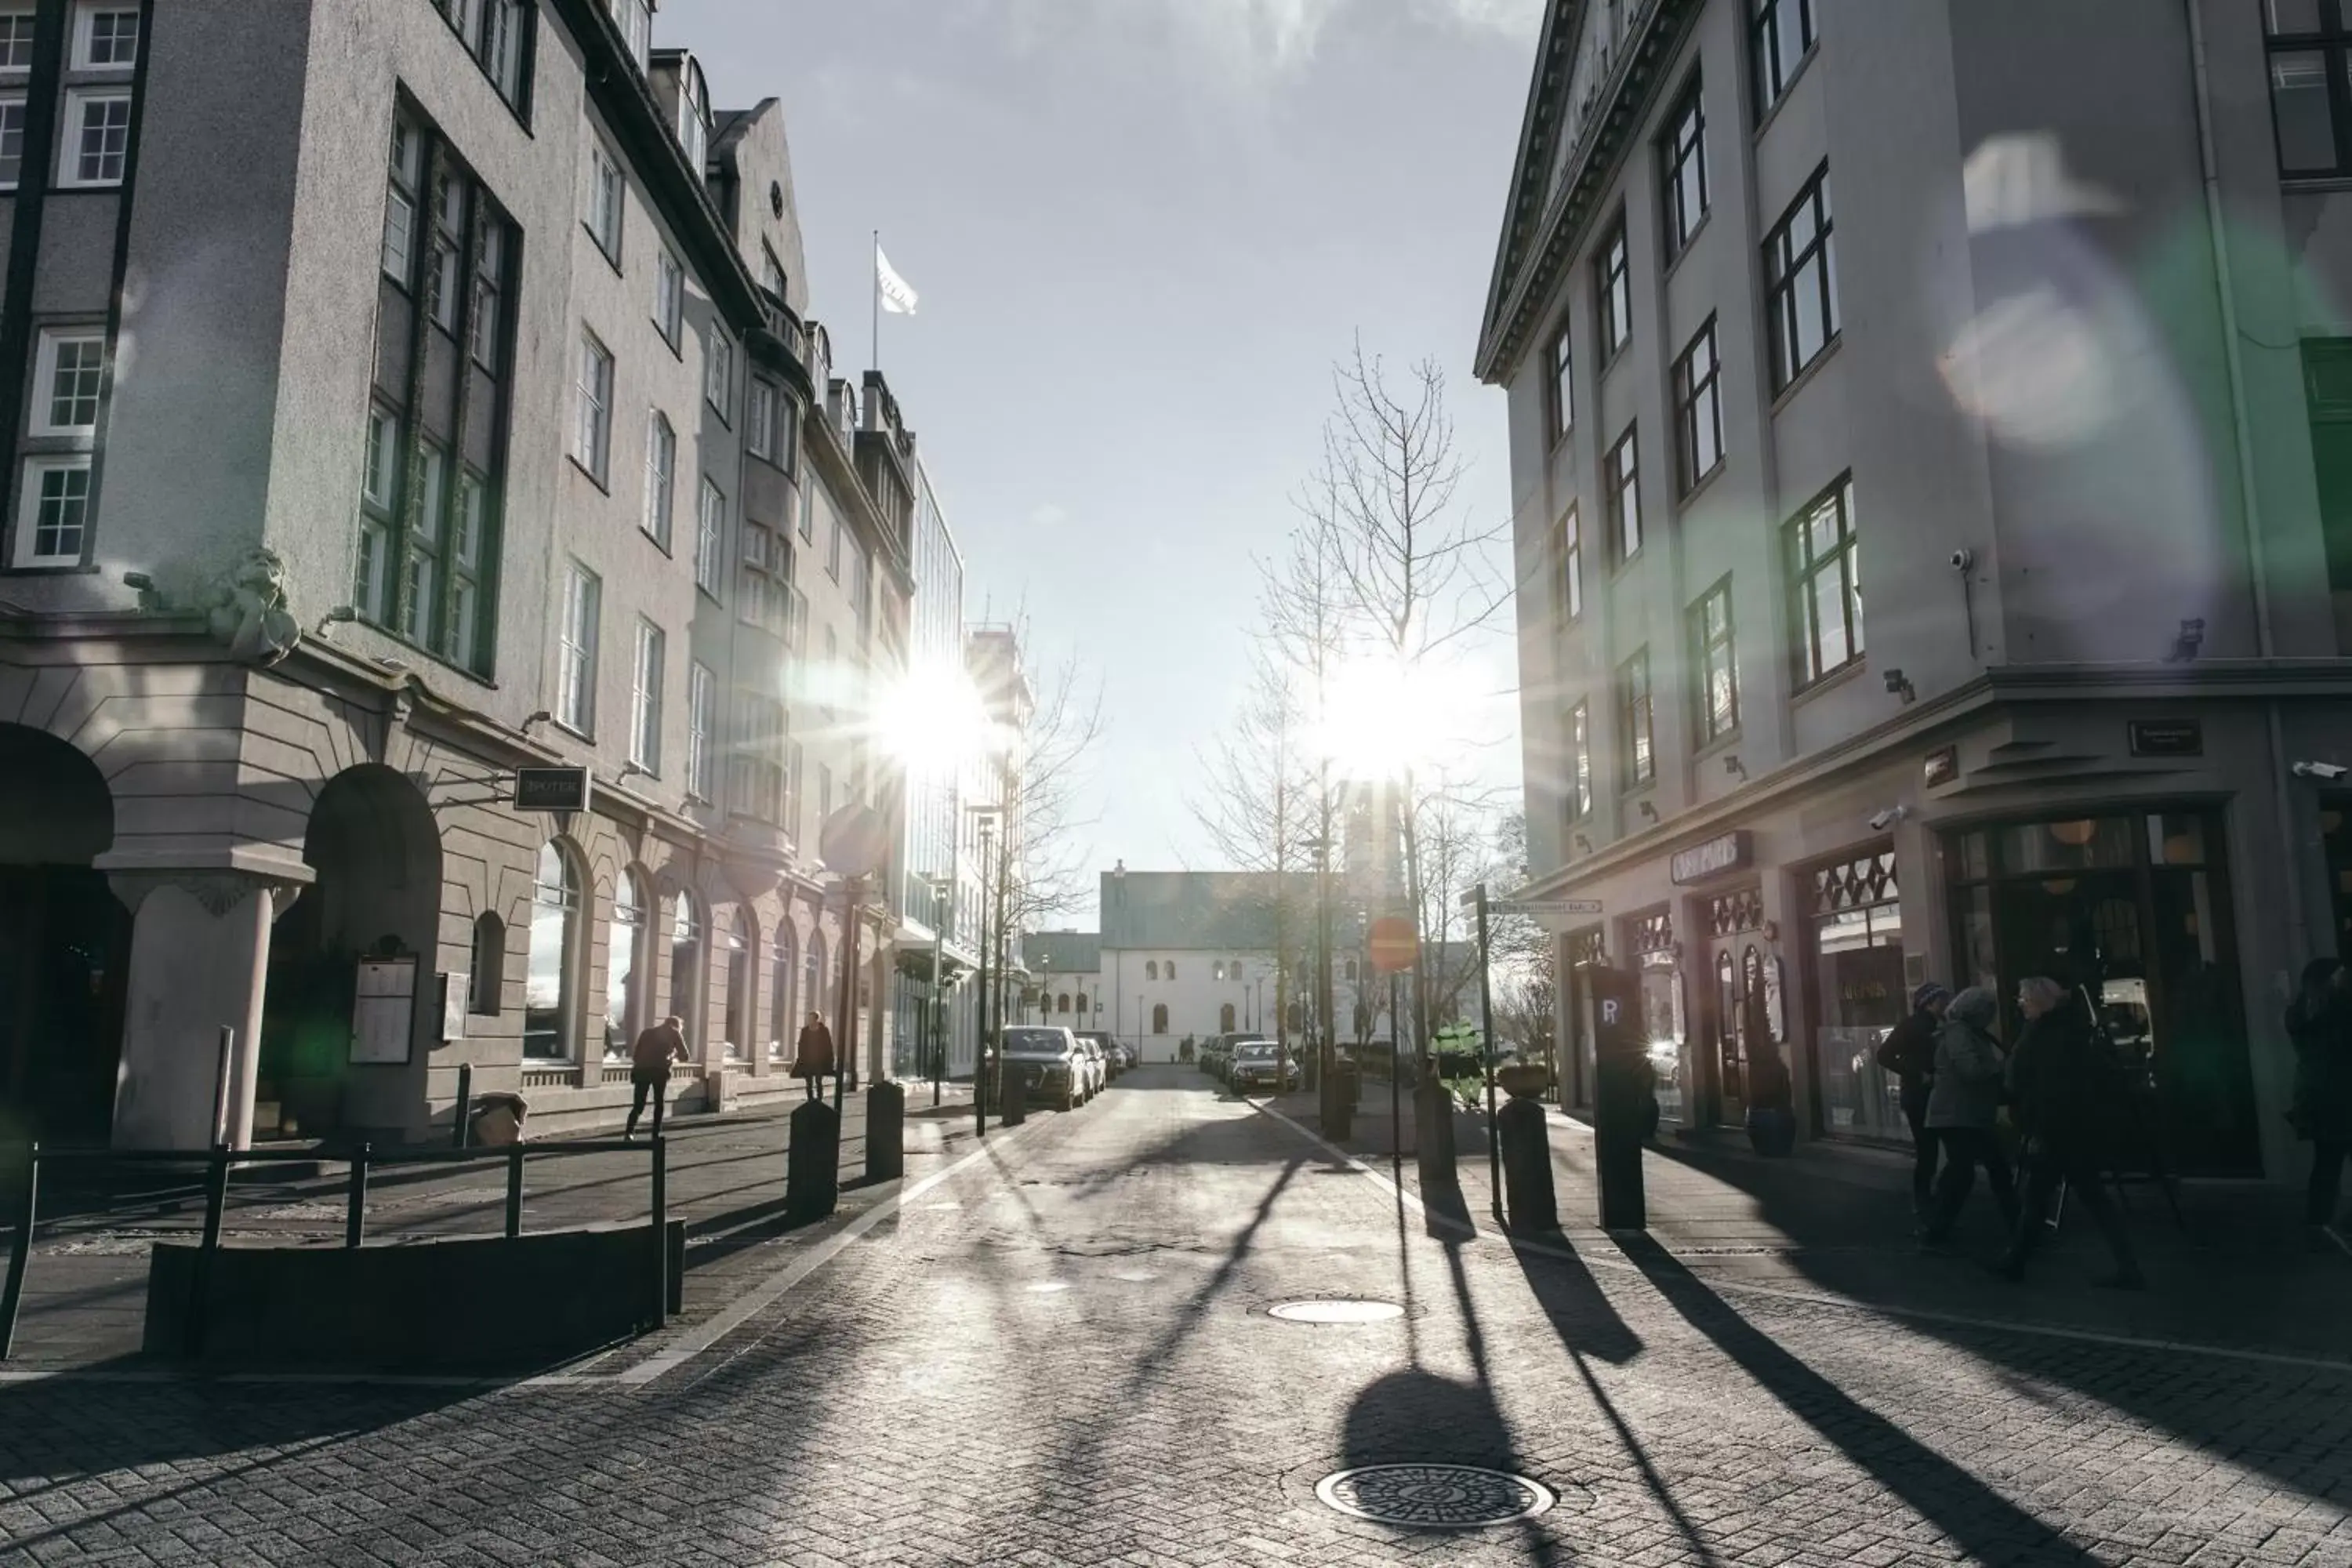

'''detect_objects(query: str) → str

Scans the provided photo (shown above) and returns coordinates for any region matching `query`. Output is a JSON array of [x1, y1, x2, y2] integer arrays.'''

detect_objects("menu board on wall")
[[350, 956, 418, 1065]]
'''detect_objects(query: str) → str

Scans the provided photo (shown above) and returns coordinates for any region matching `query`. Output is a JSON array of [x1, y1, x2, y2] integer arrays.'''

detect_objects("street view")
[[4, 1, 2352, 1563]]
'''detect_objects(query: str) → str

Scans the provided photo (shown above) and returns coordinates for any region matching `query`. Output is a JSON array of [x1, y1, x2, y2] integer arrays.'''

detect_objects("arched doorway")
[[0, 724, 125, 1142], [261, 764, 441, 1140]]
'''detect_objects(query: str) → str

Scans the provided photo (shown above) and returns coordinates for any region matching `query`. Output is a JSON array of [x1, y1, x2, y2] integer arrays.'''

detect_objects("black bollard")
[[865, 1080, 906, 1184], [1588, 964, 1649, 1232], [1496, 1095, 1559, 1235], [1323, 1064, 1352, 1142], [1000, 1069, 1028, 1127], [1414, 1073, 1457, 1191], [785, 1097, 841, 1222]]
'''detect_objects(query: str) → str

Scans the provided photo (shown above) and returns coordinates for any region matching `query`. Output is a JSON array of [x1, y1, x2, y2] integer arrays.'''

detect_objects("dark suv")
[[999, 1026, 1088, 1110]]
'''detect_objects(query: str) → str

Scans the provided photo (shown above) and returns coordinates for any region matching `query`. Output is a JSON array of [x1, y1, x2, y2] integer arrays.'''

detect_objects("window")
[[826, 504, 843, 578], [687, 661, 717, 800], [0, 96, 27, 190], [399, 444, 446, 645], [739, 522, 787, 635], [817, 762, 833, 828], [1690, 578, 1739, 744], [1605, 426, 1641, 564], [1568, 702, 1593, 821], [575, 332, 612, 481], [1673, 319, 1724, 492], [0, 12, 32, 73], [1765, 167, 1838, 391], [1152, 1004, 1169, 1035], [723, 910, 752, 1060], [706, 332, 732, 421], [804, 931, 826, 1028], [605, 868, 646, 1057], [357, 405, 400, 621], [557, 561, 600, 734], [59, 89, 129, 187], [654, 248, 683, 345], [630, 619, 665, 772], [383, 121, 423, 285], [586, 140, 623, 260], [1786, 474, 1863, 686], [13, 457, 89, 567], [851, 546, 872, 645], [761, 247, 788, 301], [670, 895, 703, 1051], [1547, 325, 1573, 443], [430, 177, 466, 334], [769, 929, 796, 1060], [695, 477, 725, 596], [1219, 1003, 1236, 1033], [1618, 649, 1655, 789], [1661, 78, 1708, 259], [784, 736, 804, 834], [678, 62, 708, 170], [1555, 504, 1583, 622], [1166, 962, 1177, 979], [1146, 960, 1159, 982], [786, 584, 809, 657], [471, 222, 506, 368], [469, 913, 505, 1017], [799, 477, 815, 542], [1595, 216, 1632, 360], [732, 691, 786, 823], [33, 330, 104, 436], [447, 474, 487, 670], [618, 0, 652, 71], [74, 5, 138, 69], [747, 379, 779, 462], [1751, 0, 1816, 119], [524, 842, 579, 1059], [642, 411, 674, 546], [457, 0, 529, 114]]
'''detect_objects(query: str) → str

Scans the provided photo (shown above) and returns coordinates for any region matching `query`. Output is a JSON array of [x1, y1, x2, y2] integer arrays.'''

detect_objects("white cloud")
[[1003, 0, 1542, 82]]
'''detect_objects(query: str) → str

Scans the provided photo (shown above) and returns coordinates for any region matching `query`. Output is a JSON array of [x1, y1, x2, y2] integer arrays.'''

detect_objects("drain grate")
[[1268, 1299, 1404, 1324], [1314, 1464, 1556, 1529]]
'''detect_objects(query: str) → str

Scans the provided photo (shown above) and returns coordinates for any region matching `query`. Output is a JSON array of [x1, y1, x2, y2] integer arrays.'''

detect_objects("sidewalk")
[[2, 1080, 983, 1370], [1260, 1081, 2352, 1365]]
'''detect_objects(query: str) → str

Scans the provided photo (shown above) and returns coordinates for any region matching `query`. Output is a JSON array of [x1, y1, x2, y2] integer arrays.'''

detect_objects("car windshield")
[[1000, 1029, 1069, 1058], [1236, 1043, 1276, 1061]]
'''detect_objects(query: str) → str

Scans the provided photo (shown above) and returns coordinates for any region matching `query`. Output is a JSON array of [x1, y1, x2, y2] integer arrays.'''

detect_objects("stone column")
[[104, 866, 307, 1150], [868, 933, 891, 1083]]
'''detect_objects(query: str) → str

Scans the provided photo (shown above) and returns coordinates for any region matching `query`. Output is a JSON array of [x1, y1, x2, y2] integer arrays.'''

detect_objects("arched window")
[[769, 925, 796, 1060], [604, 869, 647, 1058], [1151, 1003, 1169, 1035], [1145, 960, 1159, 982], [722, 907, 753, 1061], [1212, 961, 1225, 982], [805, 929, 827, 1026], [524, 842, 579, 1059], [1345, 959, 1359, 982], [1219, 1002, 1236, 1033], [670, 891, 704, 1050], [1166, 960, 1176, 979], [469, 912, 505, 1016], [1056, 992, 1072, 1014]]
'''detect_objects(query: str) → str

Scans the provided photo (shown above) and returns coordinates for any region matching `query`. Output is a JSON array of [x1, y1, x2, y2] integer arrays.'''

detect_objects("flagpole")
[[871, 230, 880, 373]]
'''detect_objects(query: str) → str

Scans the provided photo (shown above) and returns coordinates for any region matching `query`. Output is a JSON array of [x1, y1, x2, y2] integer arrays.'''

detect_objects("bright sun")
[[873, 659, 996, 774], [1311, 653, 1466, 781]]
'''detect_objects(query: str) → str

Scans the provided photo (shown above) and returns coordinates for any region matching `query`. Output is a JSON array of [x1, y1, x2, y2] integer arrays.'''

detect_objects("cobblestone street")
[[4, 1065, 2350, 1566]]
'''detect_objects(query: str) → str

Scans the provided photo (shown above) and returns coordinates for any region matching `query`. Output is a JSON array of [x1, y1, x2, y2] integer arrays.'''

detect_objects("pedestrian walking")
[[1998, 977, 2143, 1288], [624, 1014, 689, 1140], [1876, 981, 1952, 1218], [2285, 957, 2352, 1241], [1918, 985, 2019, 1246], [793, 1010, 836, 1101]]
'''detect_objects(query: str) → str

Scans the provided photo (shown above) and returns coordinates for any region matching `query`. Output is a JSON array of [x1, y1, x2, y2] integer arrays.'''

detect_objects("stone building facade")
[[0, 0, 921, 1149]]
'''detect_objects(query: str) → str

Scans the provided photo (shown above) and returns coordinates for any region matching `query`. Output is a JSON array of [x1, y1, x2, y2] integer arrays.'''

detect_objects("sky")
[[667, 0, 1541, 920]]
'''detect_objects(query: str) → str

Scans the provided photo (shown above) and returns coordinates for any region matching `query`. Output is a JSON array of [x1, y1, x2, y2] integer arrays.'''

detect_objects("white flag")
[[877, 245, 920, 316]]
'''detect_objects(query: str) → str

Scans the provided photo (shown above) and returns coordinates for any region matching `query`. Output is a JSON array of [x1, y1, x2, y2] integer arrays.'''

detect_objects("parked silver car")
[[999, 1026, 1090, 1110]]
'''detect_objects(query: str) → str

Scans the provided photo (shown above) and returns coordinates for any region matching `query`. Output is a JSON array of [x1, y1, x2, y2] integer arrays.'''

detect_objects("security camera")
[[1867, 805, 1910, 832], [1950, 549, 1974, 572], [2293, 761, 2350, 782]]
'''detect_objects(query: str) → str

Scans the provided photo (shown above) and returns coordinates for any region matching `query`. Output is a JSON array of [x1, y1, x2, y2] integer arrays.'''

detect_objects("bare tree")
[[1000, 645, 1107, 938], [1488, 810, 1556, 1062]]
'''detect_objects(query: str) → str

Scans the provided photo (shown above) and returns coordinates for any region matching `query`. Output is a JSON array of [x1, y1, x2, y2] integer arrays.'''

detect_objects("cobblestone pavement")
[[4, 1065, 2350, 1566]]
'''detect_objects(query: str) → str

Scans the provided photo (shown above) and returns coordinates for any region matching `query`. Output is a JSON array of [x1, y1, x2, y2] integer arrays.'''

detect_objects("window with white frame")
[[641, 409, 674, 546], [695, 476, 724, 596], [784, 736, 804, 836], [74, 5, 139, 70], [586, 140, 623, 261], [59, 89, 130, 188], [470, 221, 505, 368], [575, 331, 612, 481], [430, 176, 467, 334], [630, 619, 664, 773], [357, 405, 400, 622], [448, 474, 486, 671], [826, 504, 842, 579], [739, 521, 787, 635], [437, 0, 531, 111], [687, 661, 717, 800], [13, 457, 90, 568], [557, 561, 600, 735], [399, 443, 446, 645], [33, 329, 104, 437], [731, 691, 785, 823], [678, 62, 708, 169], [705, 331, 732, 421], [654, 247, 682, 346], [619, 0, 652, 71], [0, 96, 24, 191], [746, 379, 778, 462], [0, 11, 32, 74], [383, 118, 423, 286], [851, 546, 872, 645]]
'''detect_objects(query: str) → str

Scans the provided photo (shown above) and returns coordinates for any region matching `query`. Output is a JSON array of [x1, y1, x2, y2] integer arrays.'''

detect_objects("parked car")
[[1229, 1040, 1300, 1093], [1203, 1031, 1259, 1082], [1074, 1036, 1108, 1098], [1077, 1030, 1122, 1079], [999, 1026, 1089, 1110]]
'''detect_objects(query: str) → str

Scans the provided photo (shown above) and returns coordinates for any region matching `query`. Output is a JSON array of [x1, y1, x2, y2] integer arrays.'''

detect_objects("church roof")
[[1099, 870, 1313, 951]]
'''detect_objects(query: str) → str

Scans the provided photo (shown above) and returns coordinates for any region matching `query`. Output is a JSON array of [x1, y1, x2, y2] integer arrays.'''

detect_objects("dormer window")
[[617, 0, 652, 72], [678, 59, 707, 172]]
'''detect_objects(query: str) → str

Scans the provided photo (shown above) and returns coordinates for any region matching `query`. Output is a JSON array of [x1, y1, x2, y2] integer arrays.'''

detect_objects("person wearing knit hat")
[[1920, 986, 2021, 1246], [1875, 980, 1954, 1218]]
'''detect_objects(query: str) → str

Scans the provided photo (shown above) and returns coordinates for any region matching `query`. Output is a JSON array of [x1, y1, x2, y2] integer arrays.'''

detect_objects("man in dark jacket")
[[1876, 982, 1951, 1218], [1998, 978, 2142, 1288], [2285, 958, 2352, 1238], [1919, 986, 2018, 1246], [624, 1014, 690, 1140]]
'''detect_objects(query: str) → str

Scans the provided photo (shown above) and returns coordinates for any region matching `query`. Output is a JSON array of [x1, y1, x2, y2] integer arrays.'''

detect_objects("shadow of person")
[[1339, 1365, 1515, 1471], [1612, 1231, 2087, 1563]]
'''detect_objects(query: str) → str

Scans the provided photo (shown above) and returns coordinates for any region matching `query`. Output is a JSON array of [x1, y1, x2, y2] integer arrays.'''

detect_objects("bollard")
[[452, 1062, 474, 1149], [865, 1080, 906, 1184], [1, 1142, 37, 1362], [1496, 1096, 1559, 1235], [186, 1143, 230, 1358], [504, 1146, 524, 1238], [1000, 1069, 1028, 1127], [1588, 965, 1650, 1232], [1414, 1073, 1458, 1193], [345, 1142, 371, 1248], [785, 1096, 841, 1222], [649, 1135, 669, 1330]]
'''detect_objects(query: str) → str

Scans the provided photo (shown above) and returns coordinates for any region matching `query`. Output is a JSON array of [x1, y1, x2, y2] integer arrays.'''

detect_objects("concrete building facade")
[[1482, 0, 2352, 1181], [0, 0, 917, 1148]]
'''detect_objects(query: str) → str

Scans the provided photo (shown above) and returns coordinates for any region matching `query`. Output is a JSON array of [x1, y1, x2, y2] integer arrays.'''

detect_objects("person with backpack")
[[2284, 957, 2352, 1241], [1918, 985, 2019, 1247], [1876, 982, 1951, 1218], [1998, 976, 2143, 1288]]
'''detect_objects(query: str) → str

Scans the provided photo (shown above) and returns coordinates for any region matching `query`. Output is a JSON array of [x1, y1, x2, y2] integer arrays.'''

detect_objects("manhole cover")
[[1269, 1299, 1404, 1324], [1314, 1464, 1556, 1528]]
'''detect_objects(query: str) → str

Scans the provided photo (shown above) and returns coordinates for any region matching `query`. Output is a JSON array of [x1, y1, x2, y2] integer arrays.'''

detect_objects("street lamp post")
[[969, 812, 997, 1139], [921, 872, 953, 1110]]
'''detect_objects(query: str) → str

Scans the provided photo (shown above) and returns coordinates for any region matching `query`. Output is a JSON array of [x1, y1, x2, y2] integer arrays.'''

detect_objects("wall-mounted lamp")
[[1637, 800, 1659, 822], [2167, 618, 2206, 663], [1573, 833, 1595, 855], [1868, 804, 1910, 831], [1724, 754, 1748, 780], [1883, 668, 1917, 705]]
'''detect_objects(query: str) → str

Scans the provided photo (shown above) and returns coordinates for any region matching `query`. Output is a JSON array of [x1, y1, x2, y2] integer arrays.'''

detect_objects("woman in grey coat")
[[1918, 985, 2020, 1244]]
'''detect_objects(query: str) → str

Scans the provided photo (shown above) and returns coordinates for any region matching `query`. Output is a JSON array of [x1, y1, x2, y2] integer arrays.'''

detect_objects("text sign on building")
[[513, 766, 591, 812], [350, 955, 417, 1066], [1670, 831, 1751, 886], [2128, 720, 2203, 759]]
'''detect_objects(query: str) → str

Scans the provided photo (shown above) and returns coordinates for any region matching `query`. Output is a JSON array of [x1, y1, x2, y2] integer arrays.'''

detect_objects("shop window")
[[670, 892, 704, 1050], [524, 841, 579, 1058], [769, 930, 796, 1060], [605, 867, 646, 1058], [804, 931, 827, 1027]]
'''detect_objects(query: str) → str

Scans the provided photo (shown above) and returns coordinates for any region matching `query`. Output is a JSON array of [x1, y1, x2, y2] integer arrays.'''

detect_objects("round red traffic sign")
[[1368, 916, 1419, 975]]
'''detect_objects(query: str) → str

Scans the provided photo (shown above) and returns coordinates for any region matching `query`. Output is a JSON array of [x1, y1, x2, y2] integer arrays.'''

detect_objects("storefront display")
[[1628, 909, 1684, 1123], [1804, 848, 1907, 1142]]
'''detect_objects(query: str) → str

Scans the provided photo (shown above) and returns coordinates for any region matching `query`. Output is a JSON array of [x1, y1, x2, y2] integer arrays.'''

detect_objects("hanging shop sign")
[[1670, 831, 1751, 886], [513, 766, 592, 811]]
